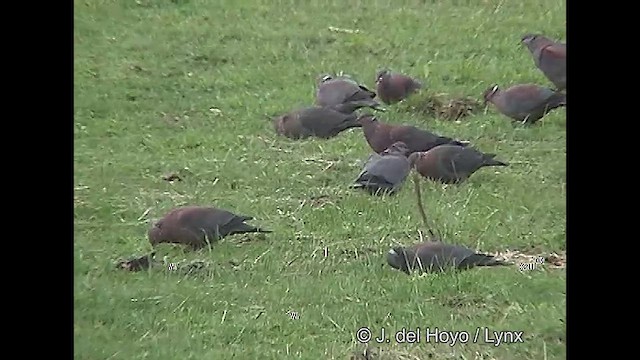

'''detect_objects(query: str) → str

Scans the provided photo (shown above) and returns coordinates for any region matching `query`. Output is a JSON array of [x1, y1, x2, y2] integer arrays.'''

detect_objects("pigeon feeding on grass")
[[148, 206, 271, 250], [387, 241, 508, 275], [357, 114, 469, 154], [351, 141, 412, 195], [483, 83, 566, 124], [273, 104, 376, 140], [408, 144, 508, 184], [375, 69, 423, 104], [315, 74, 384, 111]]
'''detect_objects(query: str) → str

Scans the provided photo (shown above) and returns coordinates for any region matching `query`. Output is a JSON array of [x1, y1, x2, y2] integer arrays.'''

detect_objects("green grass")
[[74, 0, 566, 359]]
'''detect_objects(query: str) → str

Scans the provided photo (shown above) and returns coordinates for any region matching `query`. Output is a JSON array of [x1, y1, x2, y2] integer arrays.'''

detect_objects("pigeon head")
[[317, 73, 334, 84], [356, 113, 378, 126], [386, 246, 412, 274], [375, 69, 391, 84], [383, 141, 411, 157], [520, 33, 553, 51], [521, 33, 539, 45], [407, 152, 422, 168], [482, 84, 500, 105], [147, 218, 164, 246]]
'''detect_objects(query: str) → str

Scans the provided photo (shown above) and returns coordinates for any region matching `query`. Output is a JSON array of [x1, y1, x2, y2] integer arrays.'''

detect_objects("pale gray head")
[[383, 141, 411, 156], [521, 33, 539, 45], [407, 152, 422, 168], [147, 218, 163, 246], [386, 246, 411, 274]]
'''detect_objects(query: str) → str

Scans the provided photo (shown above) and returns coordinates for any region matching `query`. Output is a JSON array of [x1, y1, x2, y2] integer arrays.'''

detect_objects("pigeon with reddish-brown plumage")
[[521, 33, 566, 91], [351, 141, 412, 195], [357, 114, 469, 155], [148, 206, 271, 249], [375, 69, 423, 104], [387, 241, 508, 275], [315, 74, 384, 111], [273, 102, 377, 140], [408, 144, 508, 184], [483, 83, 566, 124]]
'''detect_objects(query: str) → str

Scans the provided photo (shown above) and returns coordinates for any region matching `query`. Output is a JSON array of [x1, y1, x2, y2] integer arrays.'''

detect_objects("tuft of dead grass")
[[492, 249, 566, 269], [400, 92, 482, 121]]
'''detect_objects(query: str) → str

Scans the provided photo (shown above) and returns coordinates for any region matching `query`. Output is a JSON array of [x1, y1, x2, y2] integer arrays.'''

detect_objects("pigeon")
[[387, 241, 508, 275], [483, 83, 566, 124], [148, 206, 271, 249], [408, 144, 508, 184], [357, 114, 469, 154], [315, 74, 383, 110], [375, 69, 423, 104], [273, 105, 370, 140], [521, 33, 566, 91], [351, 141, 412, 195]]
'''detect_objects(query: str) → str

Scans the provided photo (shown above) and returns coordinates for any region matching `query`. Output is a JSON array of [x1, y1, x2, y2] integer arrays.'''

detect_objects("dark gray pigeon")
[[483, 83, 566, 124], [387, 241, 508, 275], [148, 206, 271, 249], [521, 34, 566, 91], [351, 141, 412, 195], [274, 105, 370, 140], [316, 74, 384, 110]]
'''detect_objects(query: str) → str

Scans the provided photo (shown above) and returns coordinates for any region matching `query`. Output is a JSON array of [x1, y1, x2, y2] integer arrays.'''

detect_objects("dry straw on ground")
[[401, 92, 482, 121]]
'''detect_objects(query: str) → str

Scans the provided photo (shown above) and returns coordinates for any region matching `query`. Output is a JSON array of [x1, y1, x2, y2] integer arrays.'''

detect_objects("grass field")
[[74, 0, 566, 359]]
